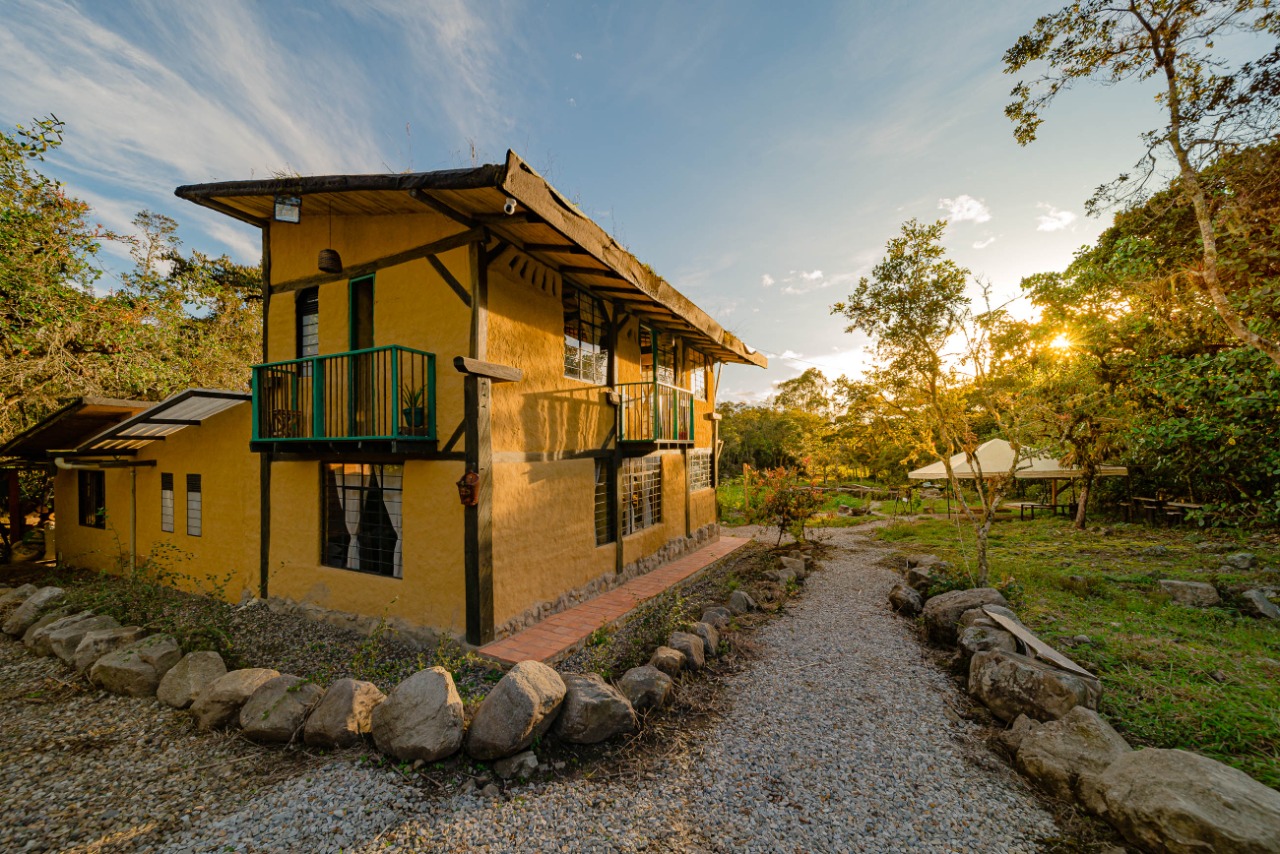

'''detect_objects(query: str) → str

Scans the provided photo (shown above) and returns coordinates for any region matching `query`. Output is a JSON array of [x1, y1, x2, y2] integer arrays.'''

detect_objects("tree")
[[1005, 0, 1280, 366]]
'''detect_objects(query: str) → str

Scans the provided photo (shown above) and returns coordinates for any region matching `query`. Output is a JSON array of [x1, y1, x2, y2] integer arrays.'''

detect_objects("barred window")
[[688, 350, 709, 401], [689, 449, 712, 491], [594, 459, 615, 546], [186, 474, 202, 537], [564, 286, 609, 385], [640, 327, 676, 386], [78, 470, 105, 529], [322, 463, 404, 577], [160, 473, 174, 533], [622, 455, 662, 535]]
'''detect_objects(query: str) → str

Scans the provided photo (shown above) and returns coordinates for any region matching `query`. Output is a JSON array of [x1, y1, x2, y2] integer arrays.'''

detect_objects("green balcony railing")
[[617, 381, 694, 444], [252, 345, 436, 443]]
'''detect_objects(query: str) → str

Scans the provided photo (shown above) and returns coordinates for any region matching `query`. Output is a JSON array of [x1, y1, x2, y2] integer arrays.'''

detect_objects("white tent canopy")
[[907, 438, 1128, 481]]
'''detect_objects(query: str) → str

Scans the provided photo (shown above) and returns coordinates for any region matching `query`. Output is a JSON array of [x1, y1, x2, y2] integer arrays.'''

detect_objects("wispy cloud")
[[972, 236, 996, 249], [761, 274, 775, 287], [776, 269, 855, 296], [1036, 203, 1077, 232], [939, 194, 991, 224]]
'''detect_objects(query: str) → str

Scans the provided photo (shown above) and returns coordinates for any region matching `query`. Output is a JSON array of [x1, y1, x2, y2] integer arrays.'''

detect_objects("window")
[[640, 327, 676, 385], [78, 470, 105, 529], [321, 463, 403, 577], [161, 473, 174, 533], [689, 449, 712, 491], [297, 287, 319, 377], [688, 350, 709, 401], [621, 455, 662, 535], [186, 474, 202, 537], [563, 286, 609, 384], [594, 459, 615, 546]]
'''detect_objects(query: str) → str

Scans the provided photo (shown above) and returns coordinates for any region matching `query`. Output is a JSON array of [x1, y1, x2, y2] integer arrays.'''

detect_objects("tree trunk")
[[1074, 475, 1093, 531]]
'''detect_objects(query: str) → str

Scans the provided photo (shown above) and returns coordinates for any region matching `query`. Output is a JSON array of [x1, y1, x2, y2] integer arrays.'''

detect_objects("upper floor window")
[[78, 470, 105, 529], [688, 350, 709, 401], [297, 287, 319, 375], [564, 286, 609, 385], [641, 328, 676, 386]]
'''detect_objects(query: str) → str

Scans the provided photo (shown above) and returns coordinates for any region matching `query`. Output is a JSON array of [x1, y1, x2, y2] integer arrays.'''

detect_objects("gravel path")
[[150, 526, 1059, 853]]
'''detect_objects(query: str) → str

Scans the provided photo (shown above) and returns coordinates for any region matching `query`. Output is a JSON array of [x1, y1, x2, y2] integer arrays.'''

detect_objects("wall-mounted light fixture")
[[273, 195, 301, 223], [503, 197, 518, 215]]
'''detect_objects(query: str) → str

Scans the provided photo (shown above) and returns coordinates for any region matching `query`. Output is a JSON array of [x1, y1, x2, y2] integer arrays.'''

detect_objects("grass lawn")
[[717, 479, 952, 527], [874, 515, 1280, 790]]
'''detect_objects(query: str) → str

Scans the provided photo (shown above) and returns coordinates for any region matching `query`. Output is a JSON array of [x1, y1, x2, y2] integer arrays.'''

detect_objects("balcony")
[[252, 345, 436, 449], [617, 381, 694, 444]]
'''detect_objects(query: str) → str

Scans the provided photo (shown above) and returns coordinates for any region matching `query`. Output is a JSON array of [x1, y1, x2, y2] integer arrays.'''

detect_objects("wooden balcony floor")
[[478, 535, 752, 666]]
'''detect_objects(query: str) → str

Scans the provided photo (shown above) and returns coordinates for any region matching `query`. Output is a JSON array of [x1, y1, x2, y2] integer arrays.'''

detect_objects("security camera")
[[503, 197, 518, 215]]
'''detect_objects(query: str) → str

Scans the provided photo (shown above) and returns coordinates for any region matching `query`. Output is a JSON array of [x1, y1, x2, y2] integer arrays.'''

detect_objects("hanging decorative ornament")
[[318, 199, 342, 273]]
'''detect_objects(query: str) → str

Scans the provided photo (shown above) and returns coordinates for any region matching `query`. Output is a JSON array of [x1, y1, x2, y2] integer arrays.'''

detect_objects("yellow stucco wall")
[[54, 404, 259, 602]]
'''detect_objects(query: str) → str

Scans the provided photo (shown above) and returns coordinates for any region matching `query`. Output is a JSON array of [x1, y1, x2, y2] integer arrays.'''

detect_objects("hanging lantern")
[[317, 248, 343, 273]]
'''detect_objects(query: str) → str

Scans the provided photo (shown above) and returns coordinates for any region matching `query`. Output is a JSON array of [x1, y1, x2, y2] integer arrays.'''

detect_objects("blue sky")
[[2, 0, 1176, 400]]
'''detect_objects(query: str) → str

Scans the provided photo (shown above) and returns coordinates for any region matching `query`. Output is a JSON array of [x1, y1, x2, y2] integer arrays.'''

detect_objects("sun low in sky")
[[0, 0, 1172, 401]]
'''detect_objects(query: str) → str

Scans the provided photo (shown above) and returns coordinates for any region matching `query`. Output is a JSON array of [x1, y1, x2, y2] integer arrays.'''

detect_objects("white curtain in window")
[[381, 465, 404, 578], [336, 467, 369, 570]]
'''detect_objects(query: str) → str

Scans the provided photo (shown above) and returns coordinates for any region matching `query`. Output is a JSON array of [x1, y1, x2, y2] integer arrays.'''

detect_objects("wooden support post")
[[463, 239, 494, 646], [610, 310, 624, 576], [8, 470, 22, 545], [259, 224, 273, 599]]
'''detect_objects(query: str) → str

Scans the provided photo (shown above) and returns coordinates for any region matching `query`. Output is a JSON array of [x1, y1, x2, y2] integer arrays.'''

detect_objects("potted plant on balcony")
[[401, 384, 428, 436]]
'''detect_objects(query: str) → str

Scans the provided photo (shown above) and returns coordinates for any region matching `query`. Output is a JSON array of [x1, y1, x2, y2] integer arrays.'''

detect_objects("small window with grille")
[[621, 455, 662, 535], [321, 463, 404, 577], [186, 474, 202, 537], [594, 459, 615, 546], [161, 473, 174, 533], [689, 449, 713, 491], [78, 470, 105, 529]]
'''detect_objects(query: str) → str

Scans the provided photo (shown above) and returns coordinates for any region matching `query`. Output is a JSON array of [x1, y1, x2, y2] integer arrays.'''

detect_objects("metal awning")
[[0, 397, 153, 463], [76, 389, 250, 453]]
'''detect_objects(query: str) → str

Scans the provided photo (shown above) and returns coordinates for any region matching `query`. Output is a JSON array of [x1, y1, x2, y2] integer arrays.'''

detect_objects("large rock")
[[906, 554, 941, 569], [0, 583, 38, 622], [240, 675, 325, 743], [700, 606, 731, 629], [553, 673, 638, 744], [190, 668, 280, 729], [728, 590, 757, 615], [493, 750, 538, 780], [969, 649, 1098, 722], [373, 667, 465, 762], [19, 608, 73, 643], [1016, 706, 1131, 816], [617, 665, 673, 711], [25, 611, 97, 656], [1099, 748, 1280, 854], [905, 567, 933, 595], [49, 614, 120, 663], [304, 678, 386, 748], [889, 583, 922, 616], [89, 634, 182, 697], [1240, 589, 1280, 620], [958, 625, 1017, 661], [4, 586, 66, 636], [1225, 552, 1257, 571], [959, 604, 1018, 631], [779, 555, 807, 579], [648, 646, 686, 678], [923, 588, 1009, 645], [1159, 579, 1220, 607], [157, 651, 227, 708], [71, 625, 145, 672], [667, 631, 706, 670], [691, 621, 719, 658], [465, 660, 564, 761]]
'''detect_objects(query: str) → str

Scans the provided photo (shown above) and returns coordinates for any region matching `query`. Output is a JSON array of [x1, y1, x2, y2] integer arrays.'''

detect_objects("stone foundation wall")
[[493, 523, 720, 641]]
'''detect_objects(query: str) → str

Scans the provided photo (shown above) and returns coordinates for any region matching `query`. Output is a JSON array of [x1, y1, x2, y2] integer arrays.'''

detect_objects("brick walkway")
[[479, 535, 752, 666]]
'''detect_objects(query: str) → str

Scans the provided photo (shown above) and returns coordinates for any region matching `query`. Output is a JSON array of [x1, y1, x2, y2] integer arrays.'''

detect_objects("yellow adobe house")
[[20, 152, 766, 646]]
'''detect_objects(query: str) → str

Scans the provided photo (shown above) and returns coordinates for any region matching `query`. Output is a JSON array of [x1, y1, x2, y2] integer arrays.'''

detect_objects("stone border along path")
[[154, 526, 1057, 854]]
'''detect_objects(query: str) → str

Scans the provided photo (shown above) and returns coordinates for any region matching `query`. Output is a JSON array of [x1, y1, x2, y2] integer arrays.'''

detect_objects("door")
[[349, 276, 375, 436]]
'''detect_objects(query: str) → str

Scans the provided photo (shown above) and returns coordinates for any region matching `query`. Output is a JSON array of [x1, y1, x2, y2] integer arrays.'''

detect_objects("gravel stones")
[[888, 582, 922, 616], [49, 614, 120, 663], [90, 633, 182, 697], [648, 645, 686, 677], [691, 620, 720, 657], [923, 588, 1010, 645], [1099, 748, 1280, 854], [372, 667, 465, 762], [553, 672, 637, 744], [304, 677, 386, 748], [71, 625, 146, 673], [1159, 579, 1221, 607], [728, 589, 757, 614], [616, 664, 674, 710], [465, 660, 563, 761], [2, 585, 64, 636], [969, 649, 1098, 722], [191, 667, 281, 729], [667, 631, 706, 670], [1015, 706, 1131, 816], [240, 675, 325, 743], [158, 650, 228, 709]]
